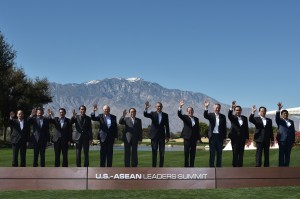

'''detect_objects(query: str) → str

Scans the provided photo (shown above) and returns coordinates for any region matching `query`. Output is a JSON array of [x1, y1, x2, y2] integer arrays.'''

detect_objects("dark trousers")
[[255, 142, 270, 167], [231, 140, 245, 167], [209, 134, 223, 167], [12, 142, 27, 167], [76, 137, 90, 167], [124, 141, 138, 167], [183, 138, 197, 167], [33, 141, 46, 167], [278, 141, 293, 167], [100, 138, 114, 167], [151, 138, 165, 167], [54, 139, 69, 167]]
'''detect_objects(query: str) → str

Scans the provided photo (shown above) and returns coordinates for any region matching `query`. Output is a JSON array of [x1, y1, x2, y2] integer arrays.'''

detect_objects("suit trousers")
[[54, 139, 69, 167], [100, 138, 114, 167], [231, 140, 245, 167], [124, 141, 138, 167], [33, 141, 46, 167], [209, 134, 223, 167], [183, 138, 197, 167], [76, 137, 90, 167], [12, 142, 27, 167], [278, 141, 293, 167], [151, 137, 165, 167], [255, 142, 270, 167]]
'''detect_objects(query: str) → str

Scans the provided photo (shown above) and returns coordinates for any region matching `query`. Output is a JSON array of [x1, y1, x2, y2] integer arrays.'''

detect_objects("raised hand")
[[47, 109, 53, 117], [145, 101, 151, 110], [72, 109, 77, 118], [179, 100, 184, 108], [10, 111, 15, 118], [122, 109, 127, 117], [277, 102, 283, 110], [231, 100, 237, 109], [31, 108, 37, 116], [93, 104, 98, 112], [252, 105, 257, 113], [204, 99, 210, 108]]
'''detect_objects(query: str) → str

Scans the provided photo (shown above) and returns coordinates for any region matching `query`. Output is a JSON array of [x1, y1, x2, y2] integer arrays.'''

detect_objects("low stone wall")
[[1, 167, 300, 190]]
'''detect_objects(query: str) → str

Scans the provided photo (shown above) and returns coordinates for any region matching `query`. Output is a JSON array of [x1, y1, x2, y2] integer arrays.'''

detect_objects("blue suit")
[[276, 111, 296, 167]]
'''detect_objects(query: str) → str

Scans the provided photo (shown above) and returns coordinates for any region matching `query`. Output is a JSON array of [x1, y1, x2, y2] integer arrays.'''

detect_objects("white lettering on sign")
[[95, 173, 208, 180]]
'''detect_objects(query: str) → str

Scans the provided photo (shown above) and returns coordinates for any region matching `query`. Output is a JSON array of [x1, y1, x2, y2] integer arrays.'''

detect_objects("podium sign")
[[88, 168, 215, 189]]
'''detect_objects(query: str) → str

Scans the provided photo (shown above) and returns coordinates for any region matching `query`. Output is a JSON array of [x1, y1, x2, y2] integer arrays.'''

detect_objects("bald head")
[[103, 105, 110, 115]]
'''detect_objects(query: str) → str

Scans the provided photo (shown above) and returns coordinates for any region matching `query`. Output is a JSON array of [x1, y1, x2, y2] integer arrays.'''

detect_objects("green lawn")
[[1, 146, 300, 167], [1, 187, 300, 198], [1, 147, 300, 198]]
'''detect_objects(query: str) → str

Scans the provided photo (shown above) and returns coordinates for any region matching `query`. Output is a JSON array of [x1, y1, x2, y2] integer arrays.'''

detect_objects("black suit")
[[228, 110, 249, 167], [71, 115, 93, 167], [144, 111, 170, 167], [178, 110, 200, 167], [49, 117, 72, 167], [9, 118, 30, 167], [204, 110, 227, 167], [249, 114, 274, 167], [91, 113, 118, 167], [28, 116, 50, 167], [276, 111, 296, 167], [119, 116, 142, 167]]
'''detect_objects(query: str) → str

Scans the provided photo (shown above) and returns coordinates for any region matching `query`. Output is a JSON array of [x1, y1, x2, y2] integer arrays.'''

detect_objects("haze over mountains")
[[44, 78, 298, 133]]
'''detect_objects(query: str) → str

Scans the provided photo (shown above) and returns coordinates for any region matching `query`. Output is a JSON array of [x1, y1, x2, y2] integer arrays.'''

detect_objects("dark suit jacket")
[[144, 111, 170, 139], [119, 116, 142, 143], [178, 110, 200, 140], [49, 117, 72, 143], [28, 116, 50, 143], [276, 111, 296, 143], [91, 113, 118, 141], [203, 110, 227, 140], [228, 110, 249, 143], [249, 114, 274, 143], [71, 115, 93, 141], [9, 118, 30, 144]]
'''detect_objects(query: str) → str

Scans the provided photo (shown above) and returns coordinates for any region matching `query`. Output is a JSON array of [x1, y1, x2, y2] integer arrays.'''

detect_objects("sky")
[[1, 0, 299, 111]]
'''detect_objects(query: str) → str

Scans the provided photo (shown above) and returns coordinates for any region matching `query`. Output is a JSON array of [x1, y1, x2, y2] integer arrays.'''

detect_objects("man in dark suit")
[[249, 105, 274, 167], [28, 107, 50, 167], [91, 104, 118, 167], [119, 108, 143, 167], [228, 101, 250, 167], [204, 99, 227, 167], [48, 108, 72, 167], [178, 100, 200, 167], [144, 101, 170, 167], [71, 105, 93, 167], [276, 102, 296, 167], [9, 110, 30, 167]]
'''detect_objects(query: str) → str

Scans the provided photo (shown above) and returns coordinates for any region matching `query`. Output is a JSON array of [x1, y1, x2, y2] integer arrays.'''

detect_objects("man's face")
[[129, 109, 136, 118], [156, 103, 162, 112], [187, 107, 194, 117], [103, 105, 110, 115], [235, 107, 242, 116], [17, 110, 24, 120], [80, 107, 86, 116], [37, 110, 44, 118], [214, 104, 220, 114], [281, 111, 288, 119], [259, 108, 266, 117], [59, 110, 66, 118]]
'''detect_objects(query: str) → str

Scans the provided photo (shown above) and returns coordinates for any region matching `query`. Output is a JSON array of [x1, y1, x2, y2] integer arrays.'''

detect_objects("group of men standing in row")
[[9, 100, 296, 168]]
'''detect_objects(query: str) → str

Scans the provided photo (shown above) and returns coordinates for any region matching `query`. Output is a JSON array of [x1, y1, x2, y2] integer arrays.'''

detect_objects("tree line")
[[0, 31, 52, 141]]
